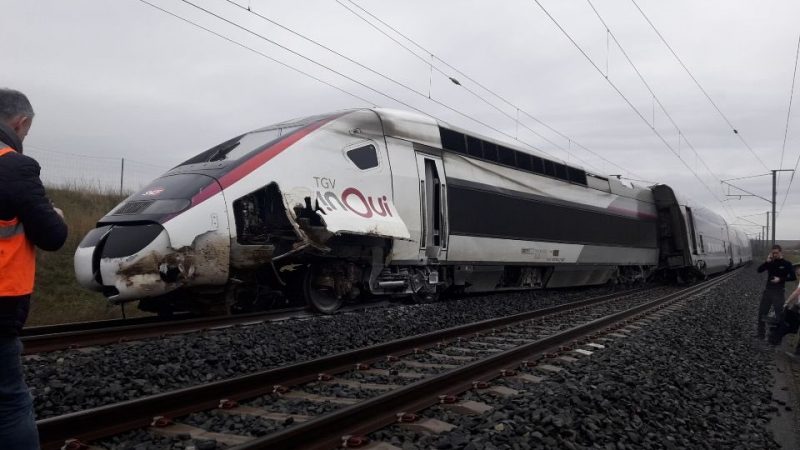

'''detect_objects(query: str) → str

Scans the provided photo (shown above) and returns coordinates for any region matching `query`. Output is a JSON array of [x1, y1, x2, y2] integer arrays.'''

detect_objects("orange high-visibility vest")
[[0, 147, 36, 296]]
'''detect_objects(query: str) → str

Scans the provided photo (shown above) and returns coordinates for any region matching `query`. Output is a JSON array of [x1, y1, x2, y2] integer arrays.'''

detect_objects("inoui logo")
[[316, 187, 393, 218]]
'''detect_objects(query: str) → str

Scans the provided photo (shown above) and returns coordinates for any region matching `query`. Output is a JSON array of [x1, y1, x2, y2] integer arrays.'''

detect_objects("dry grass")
[[27, 186, 153, 326]]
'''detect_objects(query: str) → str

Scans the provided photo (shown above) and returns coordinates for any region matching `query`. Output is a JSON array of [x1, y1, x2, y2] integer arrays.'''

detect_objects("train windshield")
[[211, 128, 297, 161], [178, 126, 301, 166], [177, 112, 337, 167]]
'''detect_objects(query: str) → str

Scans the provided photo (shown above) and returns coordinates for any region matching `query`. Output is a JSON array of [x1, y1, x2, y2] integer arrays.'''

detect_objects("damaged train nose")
[[75, 223, 177, 301], [74, 173, 231, 304]]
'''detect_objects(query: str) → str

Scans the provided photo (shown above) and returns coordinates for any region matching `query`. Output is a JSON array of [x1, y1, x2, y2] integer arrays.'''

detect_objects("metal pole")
[[120, 158, 125, 195], [772, 170, 777, 246], [765, 211, 770, 251]]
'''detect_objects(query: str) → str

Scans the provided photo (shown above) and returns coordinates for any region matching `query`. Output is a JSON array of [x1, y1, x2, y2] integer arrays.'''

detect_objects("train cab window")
[[346, 144, 379, 170], [181, 127, 300, 165]]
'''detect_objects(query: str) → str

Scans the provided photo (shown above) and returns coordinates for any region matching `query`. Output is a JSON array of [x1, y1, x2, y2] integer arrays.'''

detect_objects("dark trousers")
[[758, 288, 785, 337], [769, 308, 800, 351], [0, 337, 39, 449]]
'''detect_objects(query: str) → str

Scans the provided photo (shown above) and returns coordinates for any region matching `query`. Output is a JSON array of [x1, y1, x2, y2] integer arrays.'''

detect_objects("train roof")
[[372, 108, 571, 167], [370, 108, 654, 199]]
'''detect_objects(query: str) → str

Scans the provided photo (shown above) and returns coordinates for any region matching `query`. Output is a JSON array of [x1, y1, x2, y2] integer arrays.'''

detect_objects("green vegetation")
[[27, 187, 151, 326]]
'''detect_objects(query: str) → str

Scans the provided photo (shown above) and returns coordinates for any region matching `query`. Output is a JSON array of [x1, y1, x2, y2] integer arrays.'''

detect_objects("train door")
[[685, 207, 699, 254], [415, 153, 448, 262]]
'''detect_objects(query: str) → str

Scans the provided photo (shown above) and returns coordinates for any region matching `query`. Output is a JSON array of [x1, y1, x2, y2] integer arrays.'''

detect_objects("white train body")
[[74, 109, 751, 313]]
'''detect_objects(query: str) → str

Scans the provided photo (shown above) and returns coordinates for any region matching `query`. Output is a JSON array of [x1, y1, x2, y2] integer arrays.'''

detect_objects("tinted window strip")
[[438, 126, 587, 186], [447, 184, 657, 248]]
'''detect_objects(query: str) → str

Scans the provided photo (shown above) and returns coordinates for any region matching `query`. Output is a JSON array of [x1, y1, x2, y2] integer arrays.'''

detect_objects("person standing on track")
[[756, 244, 796, 339], [0, 88, 67, 449]]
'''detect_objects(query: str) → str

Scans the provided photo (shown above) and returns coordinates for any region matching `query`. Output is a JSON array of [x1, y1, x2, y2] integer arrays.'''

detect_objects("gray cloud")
[[2, 0, 799, 238]]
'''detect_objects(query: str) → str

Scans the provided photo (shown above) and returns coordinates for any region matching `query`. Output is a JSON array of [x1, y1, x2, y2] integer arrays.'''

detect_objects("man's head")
[[0, 88, 34, 142], [770, 244, 783, 260]]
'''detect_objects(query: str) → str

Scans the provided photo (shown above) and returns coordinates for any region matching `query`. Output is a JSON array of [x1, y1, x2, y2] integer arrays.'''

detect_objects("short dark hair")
[[772, 244, 782, 251], [0, 88, 34, 121]]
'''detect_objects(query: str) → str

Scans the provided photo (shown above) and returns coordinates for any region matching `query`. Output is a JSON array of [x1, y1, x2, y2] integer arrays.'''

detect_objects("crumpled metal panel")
[[284, 185, 411, 241]]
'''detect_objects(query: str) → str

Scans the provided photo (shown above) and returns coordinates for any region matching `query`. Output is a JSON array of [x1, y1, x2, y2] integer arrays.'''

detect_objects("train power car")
[[74, 108, 751, 315]]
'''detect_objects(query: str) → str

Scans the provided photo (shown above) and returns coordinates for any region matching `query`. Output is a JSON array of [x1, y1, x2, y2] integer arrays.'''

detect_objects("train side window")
[[346, 144, 379, 170], [483, 142, 499, 162], [440, 127, 467, 153], [543, 159, 556, 177], [467, 136, 484, 158], [532, 156, 544, 174], [568, 167, 587, 185], [554, 163, 568, 180], [498, 146, 515, 166], [516, 152, 532, 171]]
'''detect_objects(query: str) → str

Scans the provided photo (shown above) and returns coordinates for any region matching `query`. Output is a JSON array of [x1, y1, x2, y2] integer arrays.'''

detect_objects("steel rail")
[[35, 288, 639, 449], [22, 301, 396, 355], [232, 272, 735, 450], [21, 308, 306, 355], [21, 313, 195, 337]]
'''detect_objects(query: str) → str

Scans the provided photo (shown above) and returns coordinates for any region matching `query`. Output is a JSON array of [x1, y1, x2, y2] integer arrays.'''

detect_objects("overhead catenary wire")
[[140, 0, 558, 163], [585, 0, 731, 189], [26, 144, 169, 169], [338, 0, 642, 179], [532, 0, 738, 220], [777, 31, 800, 214], [215, 0, 603, 170], [328, 0, 597, 170], [630, 0, 770, 172], [136, 0, 377, 108], [176, 0, 579, 165], [586, 0, 747, 221], [720, 173, 772, 183]]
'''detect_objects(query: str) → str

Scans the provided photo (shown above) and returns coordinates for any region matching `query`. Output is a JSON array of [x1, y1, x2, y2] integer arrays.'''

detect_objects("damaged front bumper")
[[75, 223, 229, 302]]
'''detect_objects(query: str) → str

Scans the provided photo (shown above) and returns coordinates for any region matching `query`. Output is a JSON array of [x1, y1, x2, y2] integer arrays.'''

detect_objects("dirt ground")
[[770, 334, 800, 448]]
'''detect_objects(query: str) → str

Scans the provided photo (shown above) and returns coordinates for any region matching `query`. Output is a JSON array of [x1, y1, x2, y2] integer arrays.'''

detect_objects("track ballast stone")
[[370, 270, 782, 449], [27, 285, 649, 418]]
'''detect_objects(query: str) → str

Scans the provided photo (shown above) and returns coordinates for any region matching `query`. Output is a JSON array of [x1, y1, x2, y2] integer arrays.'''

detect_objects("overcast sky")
[[3, 0, 800, 240]]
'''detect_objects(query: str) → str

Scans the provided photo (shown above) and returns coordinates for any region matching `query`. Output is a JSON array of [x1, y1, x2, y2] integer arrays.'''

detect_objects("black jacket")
[[0, 122, 68, 336], [757, 258, 796, 290]]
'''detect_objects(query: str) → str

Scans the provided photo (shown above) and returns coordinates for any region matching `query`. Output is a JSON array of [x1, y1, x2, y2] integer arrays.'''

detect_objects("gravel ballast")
[[27, 285, 656, 418], [369, 268, 785, 449]]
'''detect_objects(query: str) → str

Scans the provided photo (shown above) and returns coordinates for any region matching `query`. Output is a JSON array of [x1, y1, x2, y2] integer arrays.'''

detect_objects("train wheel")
[[304, 266, 343, 314]]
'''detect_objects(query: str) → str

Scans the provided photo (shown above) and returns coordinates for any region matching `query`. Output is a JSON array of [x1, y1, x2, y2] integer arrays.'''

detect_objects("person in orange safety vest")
[[0, 88, 67, 450]]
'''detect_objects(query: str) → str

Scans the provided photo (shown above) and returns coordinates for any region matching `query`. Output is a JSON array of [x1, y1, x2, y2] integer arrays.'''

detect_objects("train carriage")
[[74, 108, 750, 314]]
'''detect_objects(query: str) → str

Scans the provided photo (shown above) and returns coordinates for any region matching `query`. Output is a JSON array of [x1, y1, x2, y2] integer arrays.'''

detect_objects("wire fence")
[[25, 146, 172, 194]]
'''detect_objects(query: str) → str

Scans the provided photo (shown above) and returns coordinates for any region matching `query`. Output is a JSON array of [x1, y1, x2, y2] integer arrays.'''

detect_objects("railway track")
[[21, 302, 391, 355], [36, 274, 734, 450]]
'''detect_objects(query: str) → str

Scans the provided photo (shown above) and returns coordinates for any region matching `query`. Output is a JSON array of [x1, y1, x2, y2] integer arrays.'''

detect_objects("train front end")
[[74, 173, 231, 310], [74, 111, 350, 314]]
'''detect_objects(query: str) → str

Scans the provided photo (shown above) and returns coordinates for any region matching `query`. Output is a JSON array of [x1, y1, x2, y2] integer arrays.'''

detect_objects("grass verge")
[[27, 186, 152, 326]]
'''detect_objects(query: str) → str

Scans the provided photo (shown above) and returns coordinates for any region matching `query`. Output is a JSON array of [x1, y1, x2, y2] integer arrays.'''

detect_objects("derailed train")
[[74, 109, 752, 314]]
